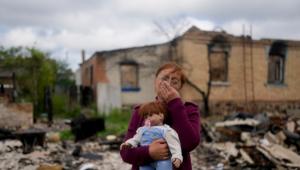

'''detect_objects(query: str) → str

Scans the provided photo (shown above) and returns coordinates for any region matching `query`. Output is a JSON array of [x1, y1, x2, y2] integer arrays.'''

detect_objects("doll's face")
[[145, 112, 164, 126]]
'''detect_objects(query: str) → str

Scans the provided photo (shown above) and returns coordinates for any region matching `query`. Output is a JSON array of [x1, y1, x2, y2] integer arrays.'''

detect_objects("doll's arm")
[[124, 127, 143, 147], [165, 127, 183, 163]]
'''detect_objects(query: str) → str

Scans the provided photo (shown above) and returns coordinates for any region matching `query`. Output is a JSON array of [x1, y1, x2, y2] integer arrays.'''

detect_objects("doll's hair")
[[139, 101, 167, 119]]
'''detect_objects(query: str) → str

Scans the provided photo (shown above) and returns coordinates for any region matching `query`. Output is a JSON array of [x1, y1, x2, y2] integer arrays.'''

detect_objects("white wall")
[[103, 45, 168, 106], [75, 68, 81, 86], [96, 83, 121, 114]]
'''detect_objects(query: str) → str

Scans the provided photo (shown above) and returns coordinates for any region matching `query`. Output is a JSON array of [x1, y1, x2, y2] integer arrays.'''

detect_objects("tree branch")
[[186, 78, 206, 98]]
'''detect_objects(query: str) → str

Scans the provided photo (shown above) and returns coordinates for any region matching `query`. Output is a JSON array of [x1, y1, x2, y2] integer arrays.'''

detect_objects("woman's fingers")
[[149, 139, 170, 160], [159, 83, 168, 97], [163, 81, 172, 90], [161, 82, 171, 93], [160, 144, 170, 159], [159, 81, 180, 102], [162, 155, 169, 160]]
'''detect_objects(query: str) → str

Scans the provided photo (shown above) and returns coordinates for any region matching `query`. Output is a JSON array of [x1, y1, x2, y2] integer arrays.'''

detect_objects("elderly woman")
[[120, 63, 201, 170]]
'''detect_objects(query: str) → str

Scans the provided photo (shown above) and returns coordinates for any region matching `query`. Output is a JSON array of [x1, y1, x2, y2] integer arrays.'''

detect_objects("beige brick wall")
[[82, 27, 300, 110], [179, 31, 300, 103]]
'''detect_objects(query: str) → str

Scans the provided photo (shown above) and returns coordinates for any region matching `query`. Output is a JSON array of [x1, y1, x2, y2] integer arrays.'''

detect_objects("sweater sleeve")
[[167, 98, 201, 153], [120, 107, 153, 166]]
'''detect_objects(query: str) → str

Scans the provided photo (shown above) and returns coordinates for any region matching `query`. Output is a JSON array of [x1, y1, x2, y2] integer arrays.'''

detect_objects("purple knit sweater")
[[120, 98, 201, 170]]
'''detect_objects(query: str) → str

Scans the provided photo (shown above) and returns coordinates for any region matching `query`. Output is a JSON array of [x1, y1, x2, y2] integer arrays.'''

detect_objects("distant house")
[[80, 26, 300, 114], [0, 70, 16, 100]]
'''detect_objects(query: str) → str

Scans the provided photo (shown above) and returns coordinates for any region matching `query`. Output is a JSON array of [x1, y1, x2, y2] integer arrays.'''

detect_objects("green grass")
[[59, 129, 74, 141], [97, 108, 132, 138], [58, 108, 132, 140], [52, 94, 82, 118]]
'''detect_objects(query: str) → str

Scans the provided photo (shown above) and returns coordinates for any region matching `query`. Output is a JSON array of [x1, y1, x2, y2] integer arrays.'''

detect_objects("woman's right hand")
[[158, 81, 180, 103], [149, 139, 169, 160]]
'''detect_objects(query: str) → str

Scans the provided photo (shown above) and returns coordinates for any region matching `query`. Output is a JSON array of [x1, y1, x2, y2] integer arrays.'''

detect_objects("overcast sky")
[[1, 0, 300, 70]]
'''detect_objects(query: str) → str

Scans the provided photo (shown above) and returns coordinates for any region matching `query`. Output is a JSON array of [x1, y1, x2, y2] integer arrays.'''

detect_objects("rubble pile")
[[0, 138, 131, 170], [199, 110, 300, 169], [0, 114, 128, 170], [2, 107, 300, 169]]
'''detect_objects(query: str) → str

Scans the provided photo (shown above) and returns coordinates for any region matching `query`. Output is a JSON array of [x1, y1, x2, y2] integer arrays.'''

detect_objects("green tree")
[[0, 46, 57, 121], [55, 59, 75, 92], [52, 59, 77, 118]]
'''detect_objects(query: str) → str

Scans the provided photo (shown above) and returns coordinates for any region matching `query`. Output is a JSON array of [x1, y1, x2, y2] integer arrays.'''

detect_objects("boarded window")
[[268, 55, 284, 84], [208, 34, 230, 83], [210, 51, 227, 82], [267, 41, 287, 84], [120, 62, 139, 91]]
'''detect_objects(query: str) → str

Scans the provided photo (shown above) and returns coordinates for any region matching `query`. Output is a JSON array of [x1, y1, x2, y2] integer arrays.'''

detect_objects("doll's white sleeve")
[[164, 125, 183, 162], [125, 127, 143, 147]]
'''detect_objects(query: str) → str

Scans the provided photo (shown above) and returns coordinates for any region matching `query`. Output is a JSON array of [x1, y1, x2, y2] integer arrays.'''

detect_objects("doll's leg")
[[156, 159, 172, 170]]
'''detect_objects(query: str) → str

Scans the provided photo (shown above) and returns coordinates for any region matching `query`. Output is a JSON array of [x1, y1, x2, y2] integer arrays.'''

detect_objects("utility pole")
[[242, 24, 249, 112]]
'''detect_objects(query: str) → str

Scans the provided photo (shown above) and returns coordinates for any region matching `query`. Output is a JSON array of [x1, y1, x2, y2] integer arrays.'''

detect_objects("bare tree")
[[153, 18, 190, 41]]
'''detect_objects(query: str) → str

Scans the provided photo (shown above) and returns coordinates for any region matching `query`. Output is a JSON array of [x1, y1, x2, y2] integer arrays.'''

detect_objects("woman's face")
[[155, 68, 182, 94]]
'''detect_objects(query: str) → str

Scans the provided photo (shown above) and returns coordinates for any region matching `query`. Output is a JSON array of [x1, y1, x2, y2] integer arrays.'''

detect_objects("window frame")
[[119, 60, 140, 92], [208, 39, 230, 84], [209, 50, 229, 83], [267, 41, 287, 85]]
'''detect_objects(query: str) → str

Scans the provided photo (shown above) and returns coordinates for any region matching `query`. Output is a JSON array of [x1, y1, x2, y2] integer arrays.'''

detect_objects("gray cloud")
[[0, 0, 299, 70]]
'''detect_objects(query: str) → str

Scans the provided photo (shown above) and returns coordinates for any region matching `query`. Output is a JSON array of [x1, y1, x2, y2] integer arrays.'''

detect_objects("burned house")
[[79, 26, 300, 114], [0, 70, 16, 101]]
